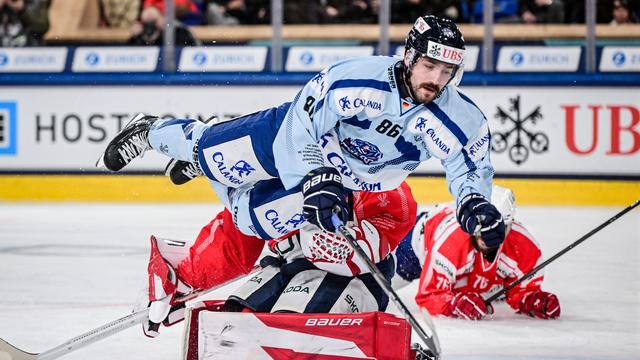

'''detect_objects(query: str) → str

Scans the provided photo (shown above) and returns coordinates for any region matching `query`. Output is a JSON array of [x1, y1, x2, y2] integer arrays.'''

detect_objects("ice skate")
[[164, 159, 203, 185], [162, 116, 218, 185], [97, 113, 158, 171]]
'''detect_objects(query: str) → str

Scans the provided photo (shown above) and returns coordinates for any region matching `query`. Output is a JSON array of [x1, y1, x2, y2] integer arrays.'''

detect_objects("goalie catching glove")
[[301, 167, 349, 233], [144, 236, 193, 338]]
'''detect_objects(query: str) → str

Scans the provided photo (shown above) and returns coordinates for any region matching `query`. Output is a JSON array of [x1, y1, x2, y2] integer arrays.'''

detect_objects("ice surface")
[[0, 203, 638, 359]]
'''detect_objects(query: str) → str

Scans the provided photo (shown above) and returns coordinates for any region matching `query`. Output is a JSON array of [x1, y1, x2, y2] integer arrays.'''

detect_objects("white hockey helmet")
[[491, 185, 516, 226]]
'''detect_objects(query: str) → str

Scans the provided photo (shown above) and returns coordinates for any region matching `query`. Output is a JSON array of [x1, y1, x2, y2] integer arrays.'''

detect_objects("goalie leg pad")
[[271, 268, 380, 314], [225, 261, 287, 313]]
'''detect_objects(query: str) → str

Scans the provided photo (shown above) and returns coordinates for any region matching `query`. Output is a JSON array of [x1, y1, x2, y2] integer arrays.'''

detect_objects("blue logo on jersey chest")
[[341, 138, 383, 165]]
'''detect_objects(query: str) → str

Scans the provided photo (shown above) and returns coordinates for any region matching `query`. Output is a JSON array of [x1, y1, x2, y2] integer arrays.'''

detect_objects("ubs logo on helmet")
[[426, 41, 463, 65]]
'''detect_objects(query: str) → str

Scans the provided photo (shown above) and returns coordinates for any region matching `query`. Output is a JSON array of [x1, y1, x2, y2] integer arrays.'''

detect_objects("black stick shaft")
[[331, 214, 440, 359], [485, 199, 639, 304]]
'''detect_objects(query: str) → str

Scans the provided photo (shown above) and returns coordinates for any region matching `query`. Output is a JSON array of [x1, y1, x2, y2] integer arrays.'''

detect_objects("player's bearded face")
[[409, 58, 455, 103]]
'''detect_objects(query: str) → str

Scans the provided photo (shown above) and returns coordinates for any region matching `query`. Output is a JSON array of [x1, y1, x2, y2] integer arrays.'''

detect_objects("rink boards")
[[0, 175, 636, 206], [0, 84, 638, 205]]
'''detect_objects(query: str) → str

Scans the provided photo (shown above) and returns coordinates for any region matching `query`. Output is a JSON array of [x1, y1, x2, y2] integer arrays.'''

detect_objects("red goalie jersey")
[[177, 182, 416, 290], [413, 204, 551, 316]]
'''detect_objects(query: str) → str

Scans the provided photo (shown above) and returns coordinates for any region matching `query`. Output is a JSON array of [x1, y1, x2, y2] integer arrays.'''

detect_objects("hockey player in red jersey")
[[393, 185, 560, 321], [144, 181, 417, 336]]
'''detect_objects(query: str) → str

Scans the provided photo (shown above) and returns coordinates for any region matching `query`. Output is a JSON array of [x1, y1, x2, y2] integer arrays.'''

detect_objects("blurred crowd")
[[1, 0, 638, 47]]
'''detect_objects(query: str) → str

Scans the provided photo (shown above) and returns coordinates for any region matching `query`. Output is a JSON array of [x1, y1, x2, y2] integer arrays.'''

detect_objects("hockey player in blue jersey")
[[99, 15, 505, 248]]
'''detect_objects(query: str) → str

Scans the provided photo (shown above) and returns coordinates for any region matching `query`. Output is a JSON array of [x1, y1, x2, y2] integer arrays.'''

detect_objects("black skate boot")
[[163, 116, 218, 185], [164, 159, 203, 185], [99, 113, 158, 171]]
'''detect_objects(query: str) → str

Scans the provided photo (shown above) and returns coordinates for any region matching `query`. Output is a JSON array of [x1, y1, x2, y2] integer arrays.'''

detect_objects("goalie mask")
[[403, 15, 466, 98], [491, 185, 516, 227]]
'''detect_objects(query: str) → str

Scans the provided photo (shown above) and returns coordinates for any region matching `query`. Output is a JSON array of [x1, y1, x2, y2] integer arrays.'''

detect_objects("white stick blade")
[[0, 339, 38, 360]]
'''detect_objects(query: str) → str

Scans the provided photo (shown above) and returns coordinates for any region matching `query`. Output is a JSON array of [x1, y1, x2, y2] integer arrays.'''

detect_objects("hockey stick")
[[331, 212, 441, 360], [0, 265, 261, 360], [484, 199, 640, 305]]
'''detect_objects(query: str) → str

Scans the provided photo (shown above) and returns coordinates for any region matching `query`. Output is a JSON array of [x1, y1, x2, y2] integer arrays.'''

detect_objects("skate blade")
[[94, 113, 147, 170], [95, 151, 106, 169]]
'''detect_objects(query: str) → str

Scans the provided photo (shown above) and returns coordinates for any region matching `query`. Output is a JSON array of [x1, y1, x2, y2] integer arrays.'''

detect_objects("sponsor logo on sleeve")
[[253, 193, 305, 238], [410, 113, 457, 159], [201, 135, 274, 187], [264, 210, 305, 236]]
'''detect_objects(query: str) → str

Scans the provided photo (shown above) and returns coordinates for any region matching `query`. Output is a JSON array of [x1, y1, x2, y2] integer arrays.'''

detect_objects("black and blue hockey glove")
[[456, 193, 506, 249], [301, 167, 349, 233]]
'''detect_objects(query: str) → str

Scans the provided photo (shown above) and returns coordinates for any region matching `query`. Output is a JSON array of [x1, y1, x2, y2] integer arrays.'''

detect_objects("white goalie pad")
[[181, 303, 413, 360]]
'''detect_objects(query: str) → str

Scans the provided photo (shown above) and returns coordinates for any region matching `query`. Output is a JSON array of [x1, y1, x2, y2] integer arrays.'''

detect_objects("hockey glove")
[[446, 292, 492, 320], [301, 167, 349, 233], [457, 193, 506, 249], [519, 291, 560, 319]]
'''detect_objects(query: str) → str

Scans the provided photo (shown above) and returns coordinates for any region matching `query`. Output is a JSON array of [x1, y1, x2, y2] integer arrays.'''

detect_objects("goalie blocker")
[[181, 301, 418, 359]]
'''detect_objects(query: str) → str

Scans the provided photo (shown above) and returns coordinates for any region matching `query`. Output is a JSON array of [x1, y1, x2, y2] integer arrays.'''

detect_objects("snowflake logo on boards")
[[492, 95, 549, 165]]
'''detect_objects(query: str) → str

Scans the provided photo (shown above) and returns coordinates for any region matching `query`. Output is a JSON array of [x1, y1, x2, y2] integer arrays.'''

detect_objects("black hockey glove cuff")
[[301, 167, 349, 233], [456, 193, 506, 249]]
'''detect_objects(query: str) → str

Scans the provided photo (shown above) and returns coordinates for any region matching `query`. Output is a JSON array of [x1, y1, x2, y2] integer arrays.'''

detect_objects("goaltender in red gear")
[[143, 182, 416, 336], [395, 186, 560, 321]]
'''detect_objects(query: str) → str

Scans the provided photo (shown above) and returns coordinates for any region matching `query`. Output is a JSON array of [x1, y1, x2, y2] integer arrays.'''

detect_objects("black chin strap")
[[394, 61, 418, 103]]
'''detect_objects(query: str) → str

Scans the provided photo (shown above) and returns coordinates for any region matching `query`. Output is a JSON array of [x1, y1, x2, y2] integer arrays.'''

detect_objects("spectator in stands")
[[21, 0, 49, 43], [392, 0, 464, 23], [1, 0, 27, 46], [205, 0, 248, 25], [0, 0, 49, 46], [143, 0, 203, 25], [520, 0, 564, 23], [323, 0, 377, 24], [237, 0, 324, 24], [128, 5, 199, 46], [459, 0, 520, 23], [610, 0, 637, 24], [100, 0, 141, 28]]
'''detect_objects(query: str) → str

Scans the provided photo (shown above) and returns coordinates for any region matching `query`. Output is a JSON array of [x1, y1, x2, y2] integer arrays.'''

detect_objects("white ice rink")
[[0, 203, 638, 360]]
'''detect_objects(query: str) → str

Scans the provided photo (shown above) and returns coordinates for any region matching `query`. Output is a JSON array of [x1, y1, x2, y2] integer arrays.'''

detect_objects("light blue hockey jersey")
[[273, 56, 494, 205]]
